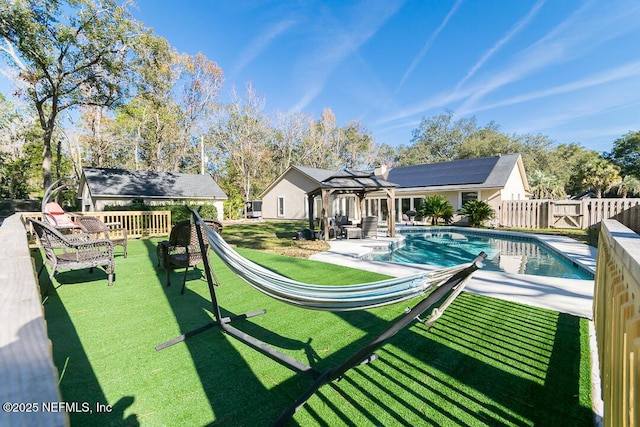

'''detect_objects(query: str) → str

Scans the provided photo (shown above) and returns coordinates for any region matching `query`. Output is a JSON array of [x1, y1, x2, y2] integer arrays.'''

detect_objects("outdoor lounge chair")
[[43, 201, 79, 231], [157, 220, 211, 294], [76, 216, 128, 258], [28, 218, 115, 290], [360, 216, 378, 238]]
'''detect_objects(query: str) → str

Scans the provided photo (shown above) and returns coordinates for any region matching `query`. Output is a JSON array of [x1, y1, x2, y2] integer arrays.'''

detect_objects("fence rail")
[[501, 199, 640, 232], [593, 220, 640, 427], [22, 210, 172, 239]]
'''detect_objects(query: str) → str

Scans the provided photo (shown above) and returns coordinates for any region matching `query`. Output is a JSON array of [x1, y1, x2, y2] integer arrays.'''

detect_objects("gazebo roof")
[[308, 169, 396, 195]]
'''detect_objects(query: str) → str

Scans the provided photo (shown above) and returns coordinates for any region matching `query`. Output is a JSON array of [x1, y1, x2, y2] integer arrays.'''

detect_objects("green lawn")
[[35, 234, 594, 426]]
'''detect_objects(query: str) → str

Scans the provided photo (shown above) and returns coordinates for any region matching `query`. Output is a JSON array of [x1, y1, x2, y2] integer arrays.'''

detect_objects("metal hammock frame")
[[156, 209, 486, 426]]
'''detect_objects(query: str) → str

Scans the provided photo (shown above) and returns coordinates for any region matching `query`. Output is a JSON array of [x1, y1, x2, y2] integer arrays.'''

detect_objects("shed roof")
[[82, 168, 227, 199]]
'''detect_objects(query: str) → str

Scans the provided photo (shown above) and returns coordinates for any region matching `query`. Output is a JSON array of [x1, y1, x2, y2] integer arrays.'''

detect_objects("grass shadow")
[[32, 248, 139, 425]]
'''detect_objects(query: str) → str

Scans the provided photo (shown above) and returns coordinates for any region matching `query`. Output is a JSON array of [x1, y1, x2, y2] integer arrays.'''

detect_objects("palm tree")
[[614, 175, 640, 198], [417, 195, 454, 225], [458, 200, 495, 227], [528, 170, 566, 199], [580, 157, 621, 198]]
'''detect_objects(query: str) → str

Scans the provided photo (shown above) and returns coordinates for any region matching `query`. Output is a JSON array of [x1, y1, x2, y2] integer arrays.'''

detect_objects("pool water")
[[372, 230, 594, 280]]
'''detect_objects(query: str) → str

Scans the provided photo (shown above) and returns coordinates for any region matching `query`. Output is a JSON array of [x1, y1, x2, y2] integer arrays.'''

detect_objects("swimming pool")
[[372, 229, 594, 280]]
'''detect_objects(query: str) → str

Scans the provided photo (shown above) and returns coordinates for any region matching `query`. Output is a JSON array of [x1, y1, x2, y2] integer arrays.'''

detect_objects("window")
[[461, 191, 478, 207], [277, 196, 285, 217]]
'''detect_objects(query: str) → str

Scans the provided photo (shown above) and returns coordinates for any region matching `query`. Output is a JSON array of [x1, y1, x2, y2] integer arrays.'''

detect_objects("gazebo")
[[306, 169, 398, 241]]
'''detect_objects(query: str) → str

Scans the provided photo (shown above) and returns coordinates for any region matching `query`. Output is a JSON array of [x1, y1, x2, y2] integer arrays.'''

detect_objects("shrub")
[[458, 200, 495, 227], [417, 195, 454, 225]]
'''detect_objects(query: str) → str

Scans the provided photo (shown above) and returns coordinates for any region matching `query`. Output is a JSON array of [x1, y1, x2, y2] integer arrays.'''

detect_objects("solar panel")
[[388, 157, 499, 188]]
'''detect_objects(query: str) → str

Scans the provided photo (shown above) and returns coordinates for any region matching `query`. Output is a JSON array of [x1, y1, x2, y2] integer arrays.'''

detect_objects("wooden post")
[[322, 189, 330, 241]]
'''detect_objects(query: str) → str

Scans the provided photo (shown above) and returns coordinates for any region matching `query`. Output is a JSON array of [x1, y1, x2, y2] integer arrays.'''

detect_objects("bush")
[[458, 200, 495, 227], [417, 195, 454, 225]]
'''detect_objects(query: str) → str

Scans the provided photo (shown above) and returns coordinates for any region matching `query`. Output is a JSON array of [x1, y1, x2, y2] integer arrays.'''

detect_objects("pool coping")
[[309, 225, 597, 319]]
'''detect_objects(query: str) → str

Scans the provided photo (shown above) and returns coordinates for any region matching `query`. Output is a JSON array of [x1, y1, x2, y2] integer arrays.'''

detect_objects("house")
[[259, 166, 335, 220], [78, 167, 227, 221], [259, 154, 530, 223]]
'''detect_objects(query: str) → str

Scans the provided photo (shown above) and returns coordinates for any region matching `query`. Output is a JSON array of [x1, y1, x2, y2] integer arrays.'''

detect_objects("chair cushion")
[[45, 202, 66, 215]]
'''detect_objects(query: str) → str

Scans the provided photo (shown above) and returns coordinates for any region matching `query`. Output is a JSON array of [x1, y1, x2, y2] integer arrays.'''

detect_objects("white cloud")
[[396, 0, 463, 92], [457, 0, 640, 116], [232, 19, 297, 76], [455, 0, 545, 89], [292, 0, 404, 112]]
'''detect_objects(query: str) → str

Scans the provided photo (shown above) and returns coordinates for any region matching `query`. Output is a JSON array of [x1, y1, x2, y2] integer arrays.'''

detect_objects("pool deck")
[[310, 226, 598, 319]]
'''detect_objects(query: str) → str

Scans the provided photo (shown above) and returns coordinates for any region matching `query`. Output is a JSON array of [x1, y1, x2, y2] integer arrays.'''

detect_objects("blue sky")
[[3, 0, 640, 153]]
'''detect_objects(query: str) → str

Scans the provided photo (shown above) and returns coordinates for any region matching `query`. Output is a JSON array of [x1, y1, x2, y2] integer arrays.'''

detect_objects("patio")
[[31, 229, 595, 426]]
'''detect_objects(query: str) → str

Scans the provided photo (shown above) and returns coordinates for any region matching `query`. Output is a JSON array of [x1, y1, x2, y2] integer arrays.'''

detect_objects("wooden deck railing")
[[0, 214, 66, 427], [22, 210, 172, 239], [593, 219, 640, 427]]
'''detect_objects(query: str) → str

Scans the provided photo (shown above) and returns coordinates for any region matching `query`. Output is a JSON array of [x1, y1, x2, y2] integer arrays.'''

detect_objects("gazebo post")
[[322, 189, 330, 241], [357, 192, 366, 223], [307, 193, 315, 231], [385, 188, 396, 237]]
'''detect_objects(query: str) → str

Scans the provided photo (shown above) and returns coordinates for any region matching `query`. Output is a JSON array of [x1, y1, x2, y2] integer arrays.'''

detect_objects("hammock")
[[201, 219, 474, 311], [158, 211, 486, 426]]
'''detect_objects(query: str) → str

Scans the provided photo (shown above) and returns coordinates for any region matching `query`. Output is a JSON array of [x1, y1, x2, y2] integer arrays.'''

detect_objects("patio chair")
[[318, 218, 340, 240], [43, 201, 79, 231], [28, 218, 115, 291], [360, 216, 378, 239], [157, 220, 211, 294], [76, 216, 128, 258]]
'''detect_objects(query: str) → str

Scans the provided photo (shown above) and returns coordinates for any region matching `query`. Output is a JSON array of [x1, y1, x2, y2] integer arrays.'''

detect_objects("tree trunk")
[[42, 132, 53, 191]]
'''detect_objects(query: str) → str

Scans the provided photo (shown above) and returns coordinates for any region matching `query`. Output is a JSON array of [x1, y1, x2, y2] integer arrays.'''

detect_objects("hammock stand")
[[156, 210, 486, 426]]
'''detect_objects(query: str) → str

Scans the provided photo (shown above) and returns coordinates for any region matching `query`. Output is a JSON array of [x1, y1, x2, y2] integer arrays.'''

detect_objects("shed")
[[78, 168, 227, 221]]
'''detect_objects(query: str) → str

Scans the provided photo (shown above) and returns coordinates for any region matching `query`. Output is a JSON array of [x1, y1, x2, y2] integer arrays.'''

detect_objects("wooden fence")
[[22, 210, 172, 239], [593, 220, 640, 426], [500, 199, 640, 232]]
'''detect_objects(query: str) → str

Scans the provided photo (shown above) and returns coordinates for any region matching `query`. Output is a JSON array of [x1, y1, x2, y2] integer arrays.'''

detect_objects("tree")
[[614, 175, 640, 198], [605, 131, 640, 178], [546, 143, 594, 197], [271, 110, 311, 175], [574, 153, 621, 198], [404, 110, 477, 165], [298, 108, 344, 169], [458, 200, 495, 227], [340, 120, 375, 169], [173, 51, 224, 172], [455, 122, 515, 159], [0, 0, 139, 190], [417, 195, 454, 225], [528, 170, 566, 199], [209, 84, 272, 217]]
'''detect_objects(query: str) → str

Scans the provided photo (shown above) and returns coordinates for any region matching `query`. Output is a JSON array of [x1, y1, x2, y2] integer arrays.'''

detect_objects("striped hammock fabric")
[[201, 220, 477, 311]]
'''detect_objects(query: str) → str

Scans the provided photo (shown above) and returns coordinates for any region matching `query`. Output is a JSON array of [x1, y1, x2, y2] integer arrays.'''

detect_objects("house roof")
[[387, 154, 525, 189], [258, 165, 335, 198], [82, 168, 227, 199], [295, 165, 335, 182]]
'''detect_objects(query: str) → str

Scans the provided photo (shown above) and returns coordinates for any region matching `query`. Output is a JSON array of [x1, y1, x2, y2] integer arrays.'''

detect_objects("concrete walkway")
[[310, 226, 597, 319]]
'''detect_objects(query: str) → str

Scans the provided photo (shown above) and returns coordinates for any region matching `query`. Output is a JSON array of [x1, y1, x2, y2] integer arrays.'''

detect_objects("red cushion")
[[45, 202, 66, 215]]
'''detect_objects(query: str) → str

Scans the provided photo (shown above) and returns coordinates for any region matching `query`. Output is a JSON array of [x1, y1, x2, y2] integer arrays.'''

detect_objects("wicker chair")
[[28, 218, 115, 290], [76, 216, 128, 258], [157, 220, 211, 294]]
